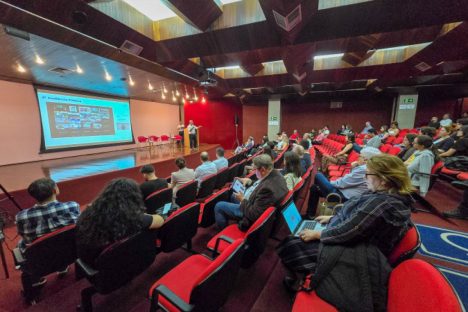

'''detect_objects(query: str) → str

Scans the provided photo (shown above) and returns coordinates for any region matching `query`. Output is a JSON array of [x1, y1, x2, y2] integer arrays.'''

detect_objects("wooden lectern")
[[184, 128, 199, 149]]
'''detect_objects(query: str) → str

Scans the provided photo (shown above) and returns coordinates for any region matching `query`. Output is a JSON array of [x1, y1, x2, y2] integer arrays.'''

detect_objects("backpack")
[[444, 155, 468, 171]]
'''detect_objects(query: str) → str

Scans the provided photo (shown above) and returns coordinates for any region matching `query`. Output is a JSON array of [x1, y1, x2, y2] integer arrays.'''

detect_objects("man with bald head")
[[194, 151, 217, 188]]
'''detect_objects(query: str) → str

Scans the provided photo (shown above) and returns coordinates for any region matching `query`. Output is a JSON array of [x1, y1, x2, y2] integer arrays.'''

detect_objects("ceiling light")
[[313, 53, 345, 60], [175, 89, 180, 97], [16, 63, 26, 73], [201, 96, 206, 103], [128, 75, 135, 86], [75, 65, 83, 74], [123, 0, 177, 21], [220, 0, 242, 4], [210, 65, 240, 71], [104, 71, 112, 81], [162, 91, 166, 100], [162, 82, 168, 93], [172, 91, 176, 102], [148, 82, 154, 90], [35, 54, 45, 65], [193, 87, 198, 101]]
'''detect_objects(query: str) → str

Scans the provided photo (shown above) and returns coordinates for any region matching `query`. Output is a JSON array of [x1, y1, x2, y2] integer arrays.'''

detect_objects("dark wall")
[[184, 98, 243, 149], [415, 96, 460, 127], [243, 103, 269, 143]]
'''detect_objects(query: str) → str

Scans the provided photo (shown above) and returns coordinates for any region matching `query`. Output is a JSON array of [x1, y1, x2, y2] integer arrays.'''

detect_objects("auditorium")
[[0, 0, 467, 311]]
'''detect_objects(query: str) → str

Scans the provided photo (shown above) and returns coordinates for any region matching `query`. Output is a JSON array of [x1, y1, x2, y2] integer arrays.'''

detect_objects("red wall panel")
[[184, 98, 243, 149]]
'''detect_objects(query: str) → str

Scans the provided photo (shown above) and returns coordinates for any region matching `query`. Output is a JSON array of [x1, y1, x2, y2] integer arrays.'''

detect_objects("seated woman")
[[439, 125, 468, 158], [387, 121, 400, 137], [170, 157, 195, 199], [378, 125, 388, 139], [282, 151, 302, 190], [398, 133, 417, 161], [277, 154, 412, 295], [405, 135, 436, 197], [274, 134, 289, 151], [434, 126, 455, 153], [321, 134, 355, 174], [76, 178, 164, 265]]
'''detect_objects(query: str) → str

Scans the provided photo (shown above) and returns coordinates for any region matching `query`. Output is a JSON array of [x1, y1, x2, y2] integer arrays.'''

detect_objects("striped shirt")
[[16, 200, 80, 249]]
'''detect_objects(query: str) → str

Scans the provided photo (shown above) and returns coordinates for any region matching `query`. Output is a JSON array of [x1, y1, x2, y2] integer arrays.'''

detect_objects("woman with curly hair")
[[282, 151, 302, 190], [76, 178, 164, 265]]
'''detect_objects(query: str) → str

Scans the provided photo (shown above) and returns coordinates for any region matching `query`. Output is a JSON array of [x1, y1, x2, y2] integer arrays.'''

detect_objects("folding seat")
[[355, 138, 364, 145], [237, 159, 248, 178], [441, 166, 462, 177], [207, 207, 276, 268], [175, 180, 198, 207], [291, 259, 463, 312], [327, 151, 360, 175], [386, 136, 396, 144], [380, 144, 392, 153], [199, 188, 230, 227], [196, 173, 217, 201], [457, 172, 468, 181], [388, 224, 421, 267], [144, 188, 173, 214], [160, 134, 170, 148], [393, 136, 404, 145], [76, 229, 158, 312], [157, 203, 200, 252], [226, 163, 241, 183], [388, 146, 402, 156], [214, 167, 230, 190], [13, 225, 77, 304], [270, 190, 295, 237], [227, 155, 237, 167], [149, 239, 245, 312], [274, 150, 287, 169]]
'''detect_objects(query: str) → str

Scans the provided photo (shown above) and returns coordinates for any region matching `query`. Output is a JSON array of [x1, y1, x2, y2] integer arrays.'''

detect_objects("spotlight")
[[76, 65, 83, 74], [148, 82, 154, 90], [35, 54, 45, 65], [129, 76, 135, 86], [105, 71, 112, 81], [16, 63, 26, 73]]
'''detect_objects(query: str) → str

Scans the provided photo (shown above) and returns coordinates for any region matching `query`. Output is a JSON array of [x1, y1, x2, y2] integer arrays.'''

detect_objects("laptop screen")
[[281, 201, 302, 233]]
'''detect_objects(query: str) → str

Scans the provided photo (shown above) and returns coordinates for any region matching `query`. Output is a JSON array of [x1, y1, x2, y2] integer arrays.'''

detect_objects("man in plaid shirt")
[[15, 178, 80, 286]]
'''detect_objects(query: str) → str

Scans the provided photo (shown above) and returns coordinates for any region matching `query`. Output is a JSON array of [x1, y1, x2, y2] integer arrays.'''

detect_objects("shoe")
[[32, 277, 47, 287], [442, 208, 468, 220], [56, 266, 69, 278], [282, 276, 300, 293]]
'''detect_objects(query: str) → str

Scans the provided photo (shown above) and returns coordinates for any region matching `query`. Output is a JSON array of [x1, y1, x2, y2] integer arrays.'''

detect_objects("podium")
[[184, 128, 199, 149]]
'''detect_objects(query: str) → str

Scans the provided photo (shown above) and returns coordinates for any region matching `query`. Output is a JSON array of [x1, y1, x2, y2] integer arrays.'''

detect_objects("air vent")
[[414, 62, 431, 72], [120, 40, 143, 56], [273, 5, 302, 32], [48, 67, 73, 75], [330, 101, 343, 109]]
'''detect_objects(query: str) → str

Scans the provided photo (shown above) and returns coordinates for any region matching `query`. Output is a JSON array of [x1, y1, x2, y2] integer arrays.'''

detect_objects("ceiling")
[[1, 0, 468, 103]]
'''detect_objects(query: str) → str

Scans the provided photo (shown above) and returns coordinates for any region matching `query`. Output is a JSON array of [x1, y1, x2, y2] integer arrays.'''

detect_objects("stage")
[[0, 144, 220, 218]]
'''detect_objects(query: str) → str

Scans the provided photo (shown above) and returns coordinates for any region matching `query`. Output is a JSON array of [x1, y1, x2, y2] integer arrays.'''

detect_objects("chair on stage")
[[76, 230, 158, 312], [148, 135, 160, 149], [13, 225, 77, 304], [149, 239, 245, 312], [144, 188, 173, 214], [137, 136, 149, 149], [160, 135, 170, 150]]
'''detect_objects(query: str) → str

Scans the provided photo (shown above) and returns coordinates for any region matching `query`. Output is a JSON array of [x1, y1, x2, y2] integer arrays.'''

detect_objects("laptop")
[[281, 201, 326, 237], [232, 179, 246, 194]]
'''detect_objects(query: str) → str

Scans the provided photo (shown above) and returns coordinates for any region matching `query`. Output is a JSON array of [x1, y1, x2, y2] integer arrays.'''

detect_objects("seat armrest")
[[212, 235, 235, 258], [12, 247, 25, 265], [76, 258, 98, 277], [153, 285, 194, 312]]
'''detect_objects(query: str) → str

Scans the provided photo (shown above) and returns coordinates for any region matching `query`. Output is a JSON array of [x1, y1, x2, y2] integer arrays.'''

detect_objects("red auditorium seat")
[[292, 259, 463, 312], [196, 173, 218, 201], [144, 188, 173, 214], [441, 167, 462, 176], [380, 143, 392, 153], [393, 136, 404, 145], [388, 146, 402, 156], [457, 172, 468, 181], [149, 239, 245, 312], [388, 225, 421, 267], [175, 180, 198, 207], [214, 167, 230, 190], [199, 188, 230, 227], [137, 135, 149, 148]]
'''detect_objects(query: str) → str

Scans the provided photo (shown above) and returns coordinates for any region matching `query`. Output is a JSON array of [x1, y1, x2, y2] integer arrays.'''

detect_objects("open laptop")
[[281, 201, 326, 236], [232, 179, 246, 194]]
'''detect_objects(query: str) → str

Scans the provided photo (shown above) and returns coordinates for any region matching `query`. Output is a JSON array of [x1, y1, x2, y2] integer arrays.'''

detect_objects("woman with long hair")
[[397, 133, 417, 161], [76, 178, 164, 264], [439, 125, 468, 158], [283, 151, 302, 190], [321, 134, 355, 174], [277, 154, 412, 298], [405, 135, 436, 197], [434, 126, 455, 152]]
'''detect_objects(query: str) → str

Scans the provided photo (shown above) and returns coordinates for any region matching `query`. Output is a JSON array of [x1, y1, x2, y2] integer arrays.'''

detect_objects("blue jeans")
[[315, 172, 338, 195], [214, 201, 243, 229]]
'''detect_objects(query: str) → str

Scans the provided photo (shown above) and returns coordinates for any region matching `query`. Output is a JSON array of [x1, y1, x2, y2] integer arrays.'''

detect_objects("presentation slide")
[[36, 89, 134, 151]]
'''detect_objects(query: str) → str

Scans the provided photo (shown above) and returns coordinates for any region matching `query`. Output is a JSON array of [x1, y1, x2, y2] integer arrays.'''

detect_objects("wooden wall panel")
[[243, 103, 269, 142]]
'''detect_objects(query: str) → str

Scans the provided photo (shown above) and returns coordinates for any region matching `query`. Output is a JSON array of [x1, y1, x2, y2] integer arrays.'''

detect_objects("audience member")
[[265, 143, 278, 160], [76, 178, 164, 265], [463, 112, 468, 119], [439, 125, 468, 158], [321, 134, 354, 174], [306, 147, 381, 217], [378, 125, 388, 139], [213, 147, 228, 171], [290, 130, 300, 141], [275, 134, 289, 151], [419, 126, 436, 138], [443, 180, 468, 220], [16, 178, 80, 286], [440, 113, 453, 127], [170, 157, 195, 198], [282, 151, 303, 190], [277, 154, 412, 297], [297, 140, 312, 172], [337, 124, 346, 135], [428, 116, 440, 129], [406, 135, 436, 197], [398, 133, 417, 161], [194, 151, 217, 187], [139, 165, 169, 199], [303, 133, 312, 147], [388, 121, 400, 137], [361, 121, 373, 134], [434, 126, 455, 152], [363, 128, 381, 149], [214, 154, 288, 230]]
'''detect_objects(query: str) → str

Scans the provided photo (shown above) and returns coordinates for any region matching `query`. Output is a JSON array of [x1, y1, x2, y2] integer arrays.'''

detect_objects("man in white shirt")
[[213, 147, 228, 171], [440, 114, 453, 127], [187, 120, 200, 149]]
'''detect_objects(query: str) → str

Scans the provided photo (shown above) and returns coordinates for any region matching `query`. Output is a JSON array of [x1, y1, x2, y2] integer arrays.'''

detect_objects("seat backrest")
[[388, 146, 401, 156], [148, 135, 159, 142], [214, 167, 230, 190], [199, 188, 230, 227], [24, 225, 77, 277], [226, 163, 240, 183], [387, 259, 462, 312], [144, 188, 173, 214], [388, 225, 421, 266], [137, 136, 148, 143], [158, 203, 200, 252], [242, 207, 276, 267], [197, 173, 218, 199], [237, 159, 247, 178], [347, 150, 360, 163], [160, 135, 169, 141], [191, 239, 246, 312], [93, 229, 158, 293], [175, 180, 198, 207]]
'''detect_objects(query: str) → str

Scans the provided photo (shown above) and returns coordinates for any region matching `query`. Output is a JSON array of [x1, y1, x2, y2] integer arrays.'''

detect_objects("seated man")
[[214, 154, 288, 230], [364, 128, 381, 149], [139, 164, 169, 199], [15, 178, 80, 285], [213, 147, 229, 171], [306, 147, 381, 217], [194, 151, 217, 187]]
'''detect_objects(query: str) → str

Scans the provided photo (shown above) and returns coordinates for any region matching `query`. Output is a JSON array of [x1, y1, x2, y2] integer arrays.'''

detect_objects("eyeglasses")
[[365, 173, 377, 178]]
